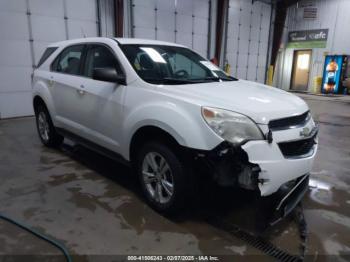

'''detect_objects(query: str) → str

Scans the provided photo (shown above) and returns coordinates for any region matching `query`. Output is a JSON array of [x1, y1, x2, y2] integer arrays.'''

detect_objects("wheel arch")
[[129, 125, 184, 164], [33, 95, 47, 114]]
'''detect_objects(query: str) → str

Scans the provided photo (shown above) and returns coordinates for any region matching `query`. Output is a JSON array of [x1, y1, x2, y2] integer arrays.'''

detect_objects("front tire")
[[137, 141, 190, 214], [35, 105, 63, 147]]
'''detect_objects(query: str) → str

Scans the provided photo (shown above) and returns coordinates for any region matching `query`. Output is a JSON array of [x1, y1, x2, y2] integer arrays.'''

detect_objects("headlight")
[[201, 107, 264, 144]]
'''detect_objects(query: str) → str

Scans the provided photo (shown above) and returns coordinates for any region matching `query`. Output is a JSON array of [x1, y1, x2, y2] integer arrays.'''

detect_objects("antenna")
[[81, 27, 87, 38]]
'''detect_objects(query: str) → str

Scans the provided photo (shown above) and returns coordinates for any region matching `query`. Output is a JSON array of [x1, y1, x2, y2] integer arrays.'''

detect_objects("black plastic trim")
[[56, 127, 130, 167]]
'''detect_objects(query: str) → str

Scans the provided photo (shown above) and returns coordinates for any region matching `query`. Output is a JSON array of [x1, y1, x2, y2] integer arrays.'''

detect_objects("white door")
[[50, 44, 89, 134], [77, 44, 126, 152]]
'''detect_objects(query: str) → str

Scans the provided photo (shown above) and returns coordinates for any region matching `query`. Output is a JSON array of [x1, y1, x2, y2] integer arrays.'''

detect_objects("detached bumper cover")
[[241, 123, 318, 196], [270, 174, 309, 225]]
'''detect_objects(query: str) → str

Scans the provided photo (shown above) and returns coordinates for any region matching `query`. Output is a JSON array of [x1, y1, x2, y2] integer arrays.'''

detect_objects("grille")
[[269, 111, 310, 130], [278, 135, 316, 158]]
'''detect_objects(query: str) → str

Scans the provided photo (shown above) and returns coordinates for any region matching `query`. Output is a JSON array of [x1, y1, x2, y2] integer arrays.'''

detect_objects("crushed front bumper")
[[241, 138, 316, 196], [241, 123, 318, 196]]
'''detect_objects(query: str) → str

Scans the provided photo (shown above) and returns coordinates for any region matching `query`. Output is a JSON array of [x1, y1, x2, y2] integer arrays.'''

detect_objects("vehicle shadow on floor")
[[59, 141, 293, 239]]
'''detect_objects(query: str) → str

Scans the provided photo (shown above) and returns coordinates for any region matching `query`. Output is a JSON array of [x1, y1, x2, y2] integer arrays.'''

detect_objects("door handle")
[[48, 76, 54, 87], [77, 89, 85, 95], [76, 84, 85, 95]]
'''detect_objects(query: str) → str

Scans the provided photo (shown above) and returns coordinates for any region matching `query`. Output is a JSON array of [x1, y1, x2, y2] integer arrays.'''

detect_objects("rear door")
[[78, 43, 127, 152], [50, 44, 89, 134]]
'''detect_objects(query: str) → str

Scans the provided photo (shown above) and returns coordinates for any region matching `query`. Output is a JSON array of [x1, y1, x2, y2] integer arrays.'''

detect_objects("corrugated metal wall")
[[276, 0, 350, 91], [224, 0, 272, 83], [130, 0, 211, 58], [0, 0, 113, 118]]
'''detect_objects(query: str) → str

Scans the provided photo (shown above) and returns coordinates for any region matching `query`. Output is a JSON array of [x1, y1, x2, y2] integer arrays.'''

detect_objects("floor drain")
[[208, 204, 307, 262]]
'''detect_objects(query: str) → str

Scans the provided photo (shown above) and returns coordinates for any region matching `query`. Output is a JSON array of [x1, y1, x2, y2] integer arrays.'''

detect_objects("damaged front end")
[[193, 142, 262, 191], [190, 141, 311, 226]]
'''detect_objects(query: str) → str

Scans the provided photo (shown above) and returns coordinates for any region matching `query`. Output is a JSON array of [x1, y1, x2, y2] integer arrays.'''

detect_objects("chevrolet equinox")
[[32, 37, 318, 217]]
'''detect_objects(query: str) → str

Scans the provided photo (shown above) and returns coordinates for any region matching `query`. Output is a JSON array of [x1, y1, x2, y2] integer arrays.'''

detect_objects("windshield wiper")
[[191, 76, 237, 82], [205, 76, 238, 81], [144, 77, 196, 85]]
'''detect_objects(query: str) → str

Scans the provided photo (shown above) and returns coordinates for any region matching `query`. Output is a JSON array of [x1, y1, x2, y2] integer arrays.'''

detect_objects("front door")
[[291, 50, 312, 91], [79, 44, 126, 153]]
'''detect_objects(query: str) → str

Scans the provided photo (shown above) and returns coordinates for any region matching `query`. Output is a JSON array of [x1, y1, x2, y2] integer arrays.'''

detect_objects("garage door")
[[131, 0, 210, 58], [0, 0, 100, 118], [225, 0, 271, 83]]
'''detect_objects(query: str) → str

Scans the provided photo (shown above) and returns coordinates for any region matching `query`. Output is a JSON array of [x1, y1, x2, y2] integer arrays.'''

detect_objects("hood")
[[159, 79, 309, 125]]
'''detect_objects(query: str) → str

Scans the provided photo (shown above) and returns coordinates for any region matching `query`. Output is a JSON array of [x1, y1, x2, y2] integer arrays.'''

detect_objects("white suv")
[[32, 37, 318, 218]]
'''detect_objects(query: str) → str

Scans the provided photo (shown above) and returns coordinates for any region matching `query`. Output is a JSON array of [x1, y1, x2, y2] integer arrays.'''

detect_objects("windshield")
[[120, 44, 237, 85]]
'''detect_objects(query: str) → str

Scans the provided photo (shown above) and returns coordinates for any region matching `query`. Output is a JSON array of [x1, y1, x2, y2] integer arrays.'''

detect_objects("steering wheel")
[[174, 69, 189, 78]]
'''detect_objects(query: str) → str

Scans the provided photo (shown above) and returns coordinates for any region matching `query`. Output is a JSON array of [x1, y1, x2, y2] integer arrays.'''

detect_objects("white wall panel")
[[67, 20, 97, 38], [0, 12, 29, 41], [99, 0, 115, 37], [0, 41, 32, 67], [0, 0, 27, 12], [134, 27, 156, 40], [31, 16, 66, 42], [0, 0, 113, 118], [0, 68, 32, 93], [157, 11, 174, 31], [157, 30, 175, 42], [157, 0, 174, 10], [131, 0, 210, 57], [66, 0, 97, 21], [176, 33, 192, 48], [133, 6, 155, 29], [225, 0, 271, 83], [30, 0, 64, 17], [0, 92, 33, 119], [176, 14, 192, 34]]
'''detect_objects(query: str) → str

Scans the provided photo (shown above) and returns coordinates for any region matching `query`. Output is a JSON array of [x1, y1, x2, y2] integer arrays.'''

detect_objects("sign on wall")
[[287, 29, 328, 48], [303, 7, 317, 19]]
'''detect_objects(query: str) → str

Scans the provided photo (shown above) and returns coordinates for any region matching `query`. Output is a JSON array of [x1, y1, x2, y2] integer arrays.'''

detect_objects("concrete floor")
[[0, 94, 349, 261]]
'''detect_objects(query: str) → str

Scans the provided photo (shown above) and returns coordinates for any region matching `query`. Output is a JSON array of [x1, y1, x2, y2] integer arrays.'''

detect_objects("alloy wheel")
[[37, 111, 50, 142], [142, 152, 174, 204]]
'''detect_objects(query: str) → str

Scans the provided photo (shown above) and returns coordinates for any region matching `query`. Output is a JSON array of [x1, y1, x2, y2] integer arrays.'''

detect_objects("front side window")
[[120, 44, 236, 85], [84, 45, 121, 78], [52, 45, 85, 76]]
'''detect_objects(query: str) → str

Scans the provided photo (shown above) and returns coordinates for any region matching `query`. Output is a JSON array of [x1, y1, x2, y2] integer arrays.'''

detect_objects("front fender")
[[121, 102, 223, 160]]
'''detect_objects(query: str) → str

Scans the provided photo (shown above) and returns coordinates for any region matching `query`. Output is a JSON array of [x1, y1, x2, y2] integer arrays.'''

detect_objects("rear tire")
[[35, 105, 63, 147], [136, 141, 191, 214]]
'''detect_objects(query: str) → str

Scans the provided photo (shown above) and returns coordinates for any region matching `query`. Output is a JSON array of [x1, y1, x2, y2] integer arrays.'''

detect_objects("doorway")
[[291, 50, 312, 91]]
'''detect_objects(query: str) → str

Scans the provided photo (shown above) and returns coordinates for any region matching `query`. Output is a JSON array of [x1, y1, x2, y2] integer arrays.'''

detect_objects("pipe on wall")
[[270, 0, 299, 68], [213, 0, 229, 65], [114, 0, 124, 37]]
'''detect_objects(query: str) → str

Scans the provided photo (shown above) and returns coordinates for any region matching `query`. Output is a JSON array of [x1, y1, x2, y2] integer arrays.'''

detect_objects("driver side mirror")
[[93, 68, 126, 85]]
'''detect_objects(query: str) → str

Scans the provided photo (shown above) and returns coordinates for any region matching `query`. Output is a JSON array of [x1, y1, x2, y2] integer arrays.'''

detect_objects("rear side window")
[[37, 47, 58, 68], [51, 45, 85, 76]]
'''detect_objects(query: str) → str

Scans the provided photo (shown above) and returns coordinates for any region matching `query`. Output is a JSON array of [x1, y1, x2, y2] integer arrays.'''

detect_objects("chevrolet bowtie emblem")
[[300, 127, 311, 137]]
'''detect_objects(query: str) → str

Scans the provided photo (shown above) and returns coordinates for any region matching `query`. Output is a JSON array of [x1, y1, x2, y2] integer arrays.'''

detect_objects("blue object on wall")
[[322, 55, 343, 94]]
